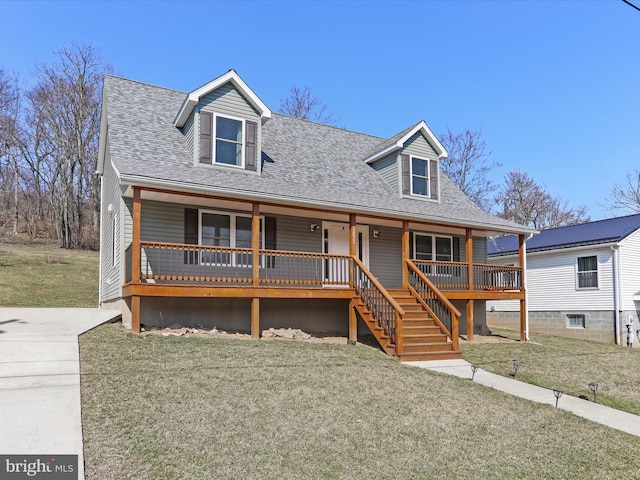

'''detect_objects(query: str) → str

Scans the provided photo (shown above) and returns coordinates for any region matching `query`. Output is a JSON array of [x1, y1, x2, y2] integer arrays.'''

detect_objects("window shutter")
[[453, 237, 460, 262], [265, 216, 276, 268], [430, 159, 438, 200], [245, 120, 257, 172], [401, 154, 410, 195], [184, 208, 198, 264], [199, 112, 212, 164]]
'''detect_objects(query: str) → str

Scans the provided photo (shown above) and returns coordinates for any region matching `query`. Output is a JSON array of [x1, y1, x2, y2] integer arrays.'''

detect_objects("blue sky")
[[1, 0, 638, 220]]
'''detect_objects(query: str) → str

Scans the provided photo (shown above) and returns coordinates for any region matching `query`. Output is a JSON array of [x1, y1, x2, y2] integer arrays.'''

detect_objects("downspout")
[[523, 233, 534, 342], [611, 244, 621, 345]]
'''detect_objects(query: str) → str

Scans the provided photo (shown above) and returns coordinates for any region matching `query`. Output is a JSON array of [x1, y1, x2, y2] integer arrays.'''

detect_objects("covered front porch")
[[122, 186, 528, 359]]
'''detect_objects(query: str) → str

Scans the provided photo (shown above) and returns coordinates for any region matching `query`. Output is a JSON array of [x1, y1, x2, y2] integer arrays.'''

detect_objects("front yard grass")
[[80, 323, 640, 480], [0, 237, 98, 307], [461, 328, 640, 415]]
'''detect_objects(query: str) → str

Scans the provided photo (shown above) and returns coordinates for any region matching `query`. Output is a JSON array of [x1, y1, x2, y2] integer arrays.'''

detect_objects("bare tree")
[[607, 168, 640, 214], [439, 128, 500, 212], [0, 69, 22, 236], [494, 169, 590, 229], [279, 86, 338, 125], [26, 44, 111, 248]]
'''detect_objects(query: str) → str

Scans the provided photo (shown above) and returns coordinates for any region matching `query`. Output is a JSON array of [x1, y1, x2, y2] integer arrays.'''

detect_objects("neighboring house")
[[487, 214, 640, 346], [97, 69, 534, 361]]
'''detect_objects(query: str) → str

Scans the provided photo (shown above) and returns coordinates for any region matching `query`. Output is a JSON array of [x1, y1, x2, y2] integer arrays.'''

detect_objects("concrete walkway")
[[407, 359, 640, 438], [0, 308, 120, 479]]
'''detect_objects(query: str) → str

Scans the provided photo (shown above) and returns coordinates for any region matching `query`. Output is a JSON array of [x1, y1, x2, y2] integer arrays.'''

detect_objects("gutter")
[[612, 244, 621, 345], [523, 233, 534, 342], [118, 174, 536, 236]]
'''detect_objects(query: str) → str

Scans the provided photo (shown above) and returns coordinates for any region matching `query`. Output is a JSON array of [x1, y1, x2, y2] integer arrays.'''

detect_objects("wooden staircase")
[[353, 288, 462, 362]]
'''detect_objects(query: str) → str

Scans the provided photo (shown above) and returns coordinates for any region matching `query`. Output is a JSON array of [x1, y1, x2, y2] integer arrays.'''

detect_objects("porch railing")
[[259, 249, 350, 287], [474, 264, 522, 290], [352, 256, 405, 353], [412, 260, 522, 291], [407, 260, 461, 351], [128, 241, 352, 287]]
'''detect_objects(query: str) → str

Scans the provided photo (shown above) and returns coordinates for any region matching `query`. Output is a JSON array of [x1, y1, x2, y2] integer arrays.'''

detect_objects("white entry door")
[[323, 222, 369, 285]]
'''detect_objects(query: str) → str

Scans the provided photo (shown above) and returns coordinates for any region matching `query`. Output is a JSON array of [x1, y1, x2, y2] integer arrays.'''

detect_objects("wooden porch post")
[[251, 203, 260, 339], [519, 234, 527, 342], [132, 187, 141, 284], [348, 298, 357, 345], [402, 221, 409, 289], [131, 295, 140, 334], [349, 213, 357, 257], [465, 229, 474, 341], [466, 300, 474, 341], [131, 187, 142, 334]]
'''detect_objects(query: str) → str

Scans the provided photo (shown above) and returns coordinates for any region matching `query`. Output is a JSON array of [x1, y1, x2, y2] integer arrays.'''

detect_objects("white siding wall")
[[488, 247, 615, 312], [619, 229, 640, 311]]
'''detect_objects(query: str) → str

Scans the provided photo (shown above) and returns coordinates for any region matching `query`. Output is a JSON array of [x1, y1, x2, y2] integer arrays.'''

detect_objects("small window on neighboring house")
[[577, 255, 598, 289], [567, 314, 586, 328]]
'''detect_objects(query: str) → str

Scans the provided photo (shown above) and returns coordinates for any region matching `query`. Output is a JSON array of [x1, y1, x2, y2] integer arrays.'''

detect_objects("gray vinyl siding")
[[370, 154, 400, 194], [274, 214, 323, 253], [100, 145, 125, 302], [403, 132, 439, 161], [369, 225, 403, 288], [183, 113, 195, 162]]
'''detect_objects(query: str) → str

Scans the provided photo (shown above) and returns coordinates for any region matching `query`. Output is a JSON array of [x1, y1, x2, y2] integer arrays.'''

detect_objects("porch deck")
[[123, 241, 525, 361]]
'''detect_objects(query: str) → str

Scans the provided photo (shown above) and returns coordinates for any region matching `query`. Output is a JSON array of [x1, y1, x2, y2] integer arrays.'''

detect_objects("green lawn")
[[0, 237, 99, 307], [461, 328, 640, 415], [80, 324, 640, 480]]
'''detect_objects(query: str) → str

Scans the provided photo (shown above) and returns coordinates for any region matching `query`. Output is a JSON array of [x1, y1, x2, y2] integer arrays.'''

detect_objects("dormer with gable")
[[173, 70, 271, 173], [363, 121, 447, 202]]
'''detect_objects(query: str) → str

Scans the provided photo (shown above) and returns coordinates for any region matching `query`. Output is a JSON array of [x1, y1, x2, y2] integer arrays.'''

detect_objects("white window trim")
[[410, 155, 430, 197], [413, 232, 453, 262], [198, 210, 264, 267], [213, 113, 245, 169], [575, 255, 599, 290]]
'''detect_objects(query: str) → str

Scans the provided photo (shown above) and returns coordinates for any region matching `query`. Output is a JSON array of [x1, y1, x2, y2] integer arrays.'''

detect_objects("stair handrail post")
[[395, 309, 403, 355]]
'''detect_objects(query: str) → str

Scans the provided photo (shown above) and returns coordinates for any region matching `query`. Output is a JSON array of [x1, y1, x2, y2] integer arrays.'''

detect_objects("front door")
[[323, 222, 369, 285]]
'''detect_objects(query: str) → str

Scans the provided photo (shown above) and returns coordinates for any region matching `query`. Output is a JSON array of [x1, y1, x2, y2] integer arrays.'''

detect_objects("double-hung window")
[[200, 211, 263, 266], [577, 255, 598, 289], [200, 112, 245, 167], [411, 157, 430, 197], [414, 233, 453, 275]]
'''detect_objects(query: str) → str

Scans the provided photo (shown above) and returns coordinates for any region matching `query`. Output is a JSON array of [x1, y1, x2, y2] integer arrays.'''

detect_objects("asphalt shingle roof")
[[488, 213, 640, 256], [102, 75, 532, 234]]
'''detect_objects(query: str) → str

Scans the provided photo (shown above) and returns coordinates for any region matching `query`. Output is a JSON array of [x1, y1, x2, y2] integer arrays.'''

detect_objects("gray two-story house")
[[97, 69, 533, 361]]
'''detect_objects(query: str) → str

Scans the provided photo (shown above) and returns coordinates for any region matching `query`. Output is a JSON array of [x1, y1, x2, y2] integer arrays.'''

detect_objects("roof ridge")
[[104, 74, 187, 94], [270, 112, 384, 141]]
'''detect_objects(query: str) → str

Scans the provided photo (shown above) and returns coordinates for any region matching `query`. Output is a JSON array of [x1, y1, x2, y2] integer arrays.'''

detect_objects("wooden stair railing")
[[406, 260, 462, 352], [351, 257, 405, 356]]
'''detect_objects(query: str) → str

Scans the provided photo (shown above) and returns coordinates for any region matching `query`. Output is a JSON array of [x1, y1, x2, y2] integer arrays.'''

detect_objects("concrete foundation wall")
[[486, 310, 640, 346], [123, 297, 354, 335]]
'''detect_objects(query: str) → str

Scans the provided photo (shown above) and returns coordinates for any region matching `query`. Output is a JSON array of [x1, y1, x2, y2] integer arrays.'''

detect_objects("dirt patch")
[[141, 324, 369, 346]]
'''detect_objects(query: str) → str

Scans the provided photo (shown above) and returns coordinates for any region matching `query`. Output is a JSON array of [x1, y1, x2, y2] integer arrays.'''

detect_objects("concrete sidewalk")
[[0, 308, 121, 479], [408, 359, 640, 438]]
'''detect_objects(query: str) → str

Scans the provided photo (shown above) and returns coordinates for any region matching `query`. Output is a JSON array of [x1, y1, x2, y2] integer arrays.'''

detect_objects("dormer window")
[[401, 154, 439, 200], [411, 157, 430, 196], [215, 116, 244, 166], [199, 112, 258, 171]]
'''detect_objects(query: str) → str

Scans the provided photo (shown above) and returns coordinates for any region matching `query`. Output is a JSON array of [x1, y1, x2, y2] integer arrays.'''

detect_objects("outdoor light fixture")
[[553, 389, 564, 408], [309, 224, 320, 232], [512, 361, 520, 378], [470, 364, 480, 381], [372, 230, 380, 238], [588, 382, 598, 403]]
